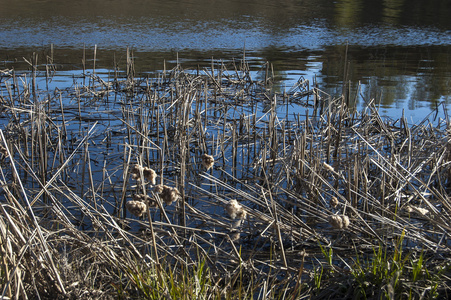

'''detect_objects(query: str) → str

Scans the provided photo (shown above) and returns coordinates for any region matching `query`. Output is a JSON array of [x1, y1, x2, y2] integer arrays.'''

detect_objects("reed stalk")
[[0, 49, 449, 299]]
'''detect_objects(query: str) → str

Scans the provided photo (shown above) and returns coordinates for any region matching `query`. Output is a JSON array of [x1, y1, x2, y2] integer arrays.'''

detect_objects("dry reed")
[[0, 48, 450, 298]]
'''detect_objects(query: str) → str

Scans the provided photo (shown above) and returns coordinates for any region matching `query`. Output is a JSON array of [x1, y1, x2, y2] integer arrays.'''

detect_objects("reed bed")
[[0, 49, 450, 299]]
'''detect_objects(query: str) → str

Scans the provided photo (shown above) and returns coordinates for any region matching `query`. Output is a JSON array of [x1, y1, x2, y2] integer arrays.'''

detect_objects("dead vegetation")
[[0, 49, 450, 299]]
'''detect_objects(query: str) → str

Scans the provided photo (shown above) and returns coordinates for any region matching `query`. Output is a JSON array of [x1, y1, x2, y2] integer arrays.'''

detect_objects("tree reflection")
[[1, 0, 451, 117], [310, 45, 451, 110]]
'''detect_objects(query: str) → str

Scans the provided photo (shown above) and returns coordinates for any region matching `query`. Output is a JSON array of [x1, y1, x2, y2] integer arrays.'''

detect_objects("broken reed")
[[0, 49, 450, 298]]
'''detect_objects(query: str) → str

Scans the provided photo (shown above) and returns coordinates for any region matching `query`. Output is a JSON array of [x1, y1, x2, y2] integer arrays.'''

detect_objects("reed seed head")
[[328, 215, 343, 229], [405, 205, 429, 216], [143, 167, 157, 185], [154, 184, 164, 194], [225, 199, 246, 219], [328, 214, 350, 229], [130, 164, 157, 184], [236, 209, 247, 220], [415, 207, 429, 216], [341, 215, 350, 228], [126, 200, 147, 217], [225, 199, 241, 219], [154, 184, 180, 205], [130, 164, 143, 180], [132, 194, 157, 207], [162, 186, 179, 205], [330, 196, 339, 208], [132, 193, 146, 201], [130, 164, 140, 180], [230, 231, 240, 241], [201, 154, 215, 170]]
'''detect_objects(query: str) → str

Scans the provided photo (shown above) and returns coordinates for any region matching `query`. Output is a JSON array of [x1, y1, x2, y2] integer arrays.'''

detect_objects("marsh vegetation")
[[0, 49, 451, 299]]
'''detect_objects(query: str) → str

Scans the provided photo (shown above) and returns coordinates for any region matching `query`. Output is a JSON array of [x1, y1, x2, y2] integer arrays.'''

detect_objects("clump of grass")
[[313, 231, 451, 299], [349, 231, 446, 299], [115, 254, 223, 300]]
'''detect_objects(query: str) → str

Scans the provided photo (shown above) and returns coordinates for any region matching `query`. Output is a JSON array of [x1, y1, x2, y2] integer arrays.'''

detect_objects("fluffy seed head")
[[154, 185, 180, 205], [225, 200, 242, 219], [323, 162, 335, 173], [126, 200, 147, 217], [143, 167, 157, 185], [230, 231, 240, 241], [225, 199, 246, 220], [405, 205, 429, 216], [132, 194, 157, 207], [330, 196, 339, 208], [236, 209, 247, 220], [341, 215, 350, 228], [130, 164, 157, 184], [201, 154, 215, 170], [415, 207, 429, 216], [162, 186, 179, 205], [328, 214, 350, 229], [328, 215, 343, 229], [153, 184, 164, 194], [130, 164, 142, 180]]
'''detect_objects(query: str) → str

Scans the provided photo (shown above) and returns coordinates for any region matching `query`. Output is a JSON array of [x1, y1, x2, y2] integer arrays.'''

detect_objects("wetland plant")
[[0, 49, 450, 299], [153, 184, 180, 205], [132, 193, 157, 208], [329, 196, 339, 208], [328, 214, 350, 229], [126, 200, 148, 217], [201, 153, 215, 171], [130, 164, 157, 185], [225, 199, 247, 220]]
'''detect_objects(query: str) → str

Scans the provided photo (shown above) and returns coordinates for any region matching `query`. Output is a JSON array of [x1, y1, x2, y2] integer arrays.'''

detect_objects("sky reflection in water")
[[0, 0, 451, 123]]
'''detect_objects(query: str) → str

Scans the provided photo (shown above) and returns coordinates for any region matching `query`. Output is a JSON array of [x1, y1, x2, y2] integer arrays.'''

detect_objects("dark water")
[[1, 0, 451, 122]]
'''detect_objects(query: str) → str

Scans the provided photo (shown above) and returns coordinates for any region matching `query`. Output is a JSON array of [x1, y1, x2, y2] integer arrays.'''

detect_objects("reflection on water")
[[0, 0, 451, 122]]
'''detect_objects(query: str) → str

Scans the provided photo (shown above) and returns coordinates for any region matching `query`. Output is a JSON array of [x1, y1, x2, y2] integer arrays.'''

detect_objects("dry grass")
[[0, 49, 450, 299]]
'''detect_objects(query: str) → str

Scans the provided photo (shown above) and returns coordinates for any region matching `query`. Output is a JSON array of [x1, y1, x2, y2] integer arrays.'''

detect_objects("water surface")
[[1, 0, 451, 122]]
